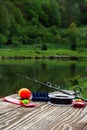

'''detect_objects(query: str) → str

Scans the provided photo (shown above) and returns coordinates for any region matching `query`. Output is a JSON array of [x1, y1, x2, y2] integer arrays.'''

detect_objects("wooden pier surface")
[[0, 94, 87, 130]]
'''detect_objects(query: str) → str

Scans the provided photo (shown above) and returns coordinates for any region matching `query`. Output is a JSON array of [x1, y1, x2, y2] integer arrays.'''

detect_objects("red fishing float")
[[18, 88, 31, 99]]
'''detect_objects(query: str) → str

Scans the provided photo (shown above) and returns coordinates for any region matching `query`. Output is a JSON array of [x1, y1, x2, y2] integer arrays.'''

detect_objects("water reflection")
[[0, 60, 87, 96], [70, 64, 76, 76]]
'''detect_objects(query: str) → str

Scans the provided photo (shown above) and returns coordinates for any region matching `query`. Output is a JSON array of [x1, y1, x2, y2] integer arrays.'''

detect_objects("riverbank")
[[0, 48, 87, 60]]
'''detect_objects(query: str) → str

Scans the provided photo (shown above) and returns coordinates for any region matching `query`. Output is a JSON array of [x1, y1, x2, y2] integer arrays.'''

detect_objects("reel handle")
[[73, 86, 82, 95]]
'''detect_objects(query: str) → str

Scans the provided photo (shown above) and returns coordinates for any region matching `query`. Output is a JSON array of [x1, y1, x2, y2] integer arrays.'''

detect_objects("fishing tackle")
[[17, 74, 87, 102]]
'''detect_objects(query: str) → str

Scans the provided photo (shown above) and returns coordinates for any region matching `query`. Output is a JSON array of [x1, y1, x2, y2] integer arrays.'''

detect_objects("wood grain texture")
[[0, 94, 87, 130]]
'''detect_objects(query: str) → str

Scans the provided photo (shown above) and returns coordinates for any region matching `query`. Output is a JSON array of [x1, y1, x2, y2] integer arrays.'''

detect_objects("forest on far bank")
[[0, 0, 87, 50]]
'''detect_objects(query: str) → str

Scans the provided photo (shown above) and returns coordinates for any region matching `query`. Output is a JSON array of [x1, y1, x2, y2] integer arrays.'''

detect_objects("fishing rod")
[[17, 73, 76, 95], [17, 74, 87, 102]]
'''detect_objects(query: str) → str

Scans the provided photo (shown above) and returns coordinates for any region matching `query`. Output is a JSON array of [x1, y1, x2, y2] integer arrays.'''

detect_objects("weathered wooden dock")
[[0, 94, 87, 130]]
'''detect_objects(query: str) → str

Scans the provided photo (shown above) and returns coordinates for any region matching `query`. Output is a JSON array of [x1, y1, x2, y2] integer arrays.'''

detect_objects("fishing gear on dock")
[[17, 74, 87, 104]]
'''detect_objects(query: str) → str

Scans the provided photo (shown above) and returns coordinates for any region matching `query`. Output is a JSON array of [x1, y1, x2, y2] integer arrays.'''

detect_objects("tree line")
[[0, 0, 87, 50]]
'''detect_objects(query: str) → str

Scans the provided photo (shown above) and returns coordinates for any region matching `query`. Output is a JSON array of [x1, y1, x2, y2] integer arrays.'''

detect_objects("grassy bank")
[[0, 48, 87, 59]]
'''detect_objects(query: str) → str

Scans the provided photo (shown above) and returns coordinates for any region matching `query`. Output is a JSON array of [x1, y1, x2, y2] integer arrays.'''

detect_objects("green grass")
[[0, 47, 87, 58]]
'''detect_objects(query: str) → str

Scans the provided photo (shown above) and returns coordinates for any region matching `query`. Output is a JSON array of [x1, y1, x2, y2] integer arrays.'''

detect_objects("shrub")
[[41, 44, 48, 50]]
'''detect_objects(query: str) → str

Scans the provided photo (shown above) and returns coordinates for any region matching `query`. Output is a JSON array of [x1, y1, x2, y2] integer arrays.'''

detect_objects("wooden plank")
[[0, 100, 20, 115], [0, 94, 87, 130], [0, 104, 69, 130]]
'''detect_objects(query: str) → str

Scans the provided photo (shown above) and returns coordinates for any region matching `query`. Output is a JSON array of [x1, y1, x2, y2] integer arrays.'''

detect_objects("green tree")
[[55, 34, 62, 47], [4, 1, 27, 46], [49, 0, 61, 27], [71, 3, 81, 25], [58, 0, 70, 27], [80, 0, 87, 25], [0, 2, 11, 46], [0, 3, 10, 35], [12, 7, 26, 25], [68, 22, 78, 50], [0, 34, 7, 47], [58, 0, 81, 26]]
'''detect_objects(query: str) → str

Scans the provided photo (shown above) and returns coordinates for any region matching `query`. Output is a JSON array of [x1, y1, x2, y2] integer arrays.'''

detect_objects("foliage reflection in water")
[[0, 59, 87, 98]]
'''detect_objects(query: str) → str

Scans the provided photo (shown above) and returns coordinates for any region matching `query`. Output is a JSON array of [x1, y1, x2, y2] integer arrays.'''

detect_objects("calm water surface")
[[0, 59, 87, 97]]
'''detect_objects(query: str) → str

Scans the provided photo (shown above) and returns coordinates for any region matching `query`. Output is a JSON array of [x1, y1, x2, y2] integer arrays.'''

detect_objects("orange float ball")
[[18, 88, 31, 99]]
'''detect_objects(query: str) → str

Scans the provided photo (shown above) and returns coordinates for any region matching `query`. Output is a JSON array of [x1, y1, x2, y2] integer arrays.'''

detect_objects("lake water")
[[0, 59, 87, 97]]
